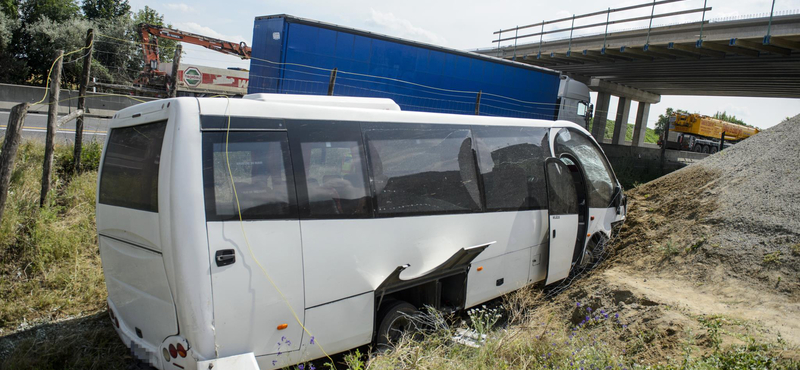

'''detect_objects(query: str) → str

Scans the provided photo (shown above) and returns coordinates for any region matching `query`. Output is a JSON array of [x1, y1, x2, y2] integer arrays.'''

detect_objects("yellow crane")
[[661, 113, 760, 153]]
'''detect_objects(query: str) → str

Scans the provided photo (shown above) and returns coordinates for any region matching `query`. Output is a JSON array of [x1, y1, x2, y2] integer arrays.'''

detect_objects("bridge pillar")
[[632, 102, 651, 147], [591, 92, 611, 142], [612, 97, 631, 145]]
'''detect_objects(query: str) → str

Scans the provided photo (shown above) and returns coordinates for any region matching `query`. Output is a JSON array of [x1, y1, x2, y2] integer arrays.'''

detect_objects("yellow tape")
[[32, 38, 95, 106], [221, 96, 336, 367]]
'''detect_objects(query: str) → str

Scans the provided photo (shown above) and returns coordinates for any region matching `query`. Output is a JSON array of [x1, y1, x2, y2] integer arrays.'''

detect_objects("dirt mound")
[[616, 114, 800, 297], [532, 114, 800, 366]]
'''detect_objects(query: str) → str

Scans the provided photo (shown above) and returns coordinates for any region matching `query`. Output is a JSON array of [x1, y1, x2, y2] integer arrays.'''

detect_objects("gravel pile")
[[612, 113, 800, 297], [703, 113, 800, 242]]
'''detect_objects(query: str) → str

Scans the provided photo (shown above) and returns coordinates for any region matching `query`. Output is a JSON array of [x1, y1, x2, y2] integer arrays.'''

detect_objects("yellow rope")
[[32, 38, 95, 106], [221, 96, 336, 367]]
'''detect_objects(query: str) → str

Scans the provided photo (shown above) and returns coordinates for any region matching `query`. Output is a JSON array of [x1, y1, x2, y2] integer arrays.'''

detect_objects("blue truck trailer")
[[248, 15, 591, 124]]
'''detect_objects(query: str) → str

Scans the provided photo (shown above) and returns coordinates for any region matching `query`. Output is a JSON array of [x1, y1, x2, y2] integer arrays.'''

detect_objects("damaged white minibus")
[[96, 94, 626, 369]]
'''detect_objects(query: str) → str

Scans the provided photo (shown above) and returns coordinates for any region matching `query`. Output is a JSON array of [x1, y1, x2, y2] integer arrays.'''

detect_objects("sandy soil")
[[532, 115, 800, 364]]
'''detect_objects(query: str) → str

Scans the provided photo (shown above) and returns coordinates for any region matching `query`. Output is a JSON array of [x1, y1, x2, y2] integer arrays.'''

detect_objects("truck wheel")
[[693, 144, 703, 153], [710, 147, 718, 154], [376, 301, 419, 349], [702, 145, 710, 153]]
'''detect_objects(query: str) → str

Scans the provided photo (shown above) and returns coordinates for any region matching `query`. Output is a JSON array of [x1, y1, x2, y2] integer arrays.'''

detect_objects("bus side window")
[[99, 120, 167, 212], [288, 121, 371, 218], [472, 126, 549, 211], [553, 129, 616, 208], [363, 123, 481, 216], [202, 131, 296, 221]]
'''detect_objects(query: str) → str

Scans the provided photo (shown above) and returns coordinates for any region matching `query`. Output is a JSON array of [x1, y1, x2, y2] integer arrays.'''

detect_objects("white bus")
[[96, 94, 626, 370]]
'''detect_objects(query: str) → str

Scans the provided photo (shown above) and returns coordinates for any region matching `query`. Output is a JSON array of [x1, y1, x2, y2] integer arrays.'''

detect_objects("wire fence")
[[72, 34, 567, 120]]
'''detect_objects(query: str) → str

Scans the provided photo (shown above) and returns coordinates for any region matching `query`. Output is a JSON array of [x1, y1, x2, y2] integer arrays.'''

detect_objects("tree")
[[81, 0, 128, 20], [654, 107, 688, 135], [133, 5, 176, 63], [93, 13, 139, 84], [24, 15, 93, 86], [20, 0, 79, 24], [1, 0, 19, 17], [713, 111, 751, 127], [0, 11, 16, 50], [0, 12, 28, 83]]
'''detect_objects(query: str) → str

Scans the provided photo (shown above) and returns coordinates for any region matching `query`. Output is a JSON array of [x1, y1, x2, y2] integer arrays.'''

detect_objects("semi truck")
[[248, 14, 592, 126], [659, 112, 760, 153]]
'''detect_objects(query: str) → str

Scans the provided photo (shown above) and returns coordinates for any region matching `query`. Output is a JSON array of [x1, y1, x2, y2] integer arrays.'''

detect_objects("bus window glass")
[[202, 132, 295, 220], [365, 125, 481, 216], [99, 120, 167, 212], [472, 126, 549, 211], [554, 128, 615, 208], [300, 141, 369, 217], [546, 161, 579, 215]]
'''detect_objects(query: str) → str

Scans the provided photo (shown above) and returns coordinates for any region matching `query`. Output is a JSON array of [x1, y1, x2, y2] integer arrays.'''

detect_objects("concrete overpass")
[[477, 7, 800, 146]]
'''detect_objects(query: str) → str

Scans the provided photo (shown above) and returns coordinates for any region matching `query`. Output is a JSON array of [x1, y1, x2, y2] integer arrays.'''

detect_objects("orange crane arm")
[[138, 23, 252, 65]]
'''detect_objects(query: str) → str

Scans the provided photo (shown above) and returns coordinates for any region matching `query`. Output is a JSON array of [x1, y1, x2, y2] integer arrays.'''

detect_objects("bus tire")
[[376, 301, 419, 349], [579, 233, 607, 270]]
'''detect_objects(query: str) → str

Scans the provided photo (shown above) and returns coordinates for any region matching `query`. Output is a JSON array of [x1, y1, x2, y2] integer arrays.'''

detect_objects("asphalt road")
[[0, 110, 110, 144]]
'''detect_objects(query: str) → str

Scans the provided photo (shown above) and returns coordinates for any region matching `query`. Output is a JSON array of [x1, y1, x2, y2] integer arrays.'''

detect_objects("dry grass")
[[0, 140, 106, 334], [1, 142, 797, 370]]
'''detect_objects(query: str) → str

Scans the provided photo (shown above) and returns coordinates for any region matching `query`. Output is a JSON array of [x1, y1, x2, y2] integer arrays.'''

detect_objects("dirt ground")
[[530, 130, 800, 366]]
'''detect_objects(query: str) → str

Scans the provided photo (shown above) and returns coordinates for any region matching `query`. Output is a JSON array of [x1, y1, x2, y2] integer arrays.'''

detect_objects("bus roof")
[[111, 95, 588, 134]]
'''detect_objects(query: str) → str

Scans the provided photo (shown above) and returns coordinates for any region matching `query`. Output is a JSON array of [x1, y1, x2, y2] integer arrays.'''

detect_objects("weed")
[[791, 243, 800, 257], [763, 251, 782, 266], [467, 305, 502, 337], [341, 348, 366, 370], [699, 316, 724, 351], [1, 141, 105, 333], [659, 240, 680, 257], [685, 236, 706, 253]]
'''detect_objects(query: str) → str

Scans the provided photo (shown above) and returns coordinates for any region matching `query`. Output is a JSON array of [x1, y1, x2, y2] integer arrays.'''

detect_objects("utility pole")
[[41, 50, 63, 207], [169, 44, 182, 98], [660, 121, 670, 174], [0, 103, 30, 224], [74, 29, 94, 172], [327, 68, 338, 96]]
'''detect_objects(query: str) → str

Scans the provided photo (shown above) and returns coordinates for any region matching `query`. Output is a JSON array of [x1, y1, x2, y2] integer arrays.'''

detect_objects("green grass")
[[1, 141, 796, 370], [352, 293, 797, 370], [0, 140, 105, 333], [588, 119, 659, 144], [763, 251, 783, 266]]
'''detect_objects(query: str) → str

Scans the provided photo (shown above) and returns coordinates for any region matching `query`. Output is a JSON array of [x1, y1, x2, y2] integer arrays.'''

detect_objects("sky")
[[129, 0, 800, 129]]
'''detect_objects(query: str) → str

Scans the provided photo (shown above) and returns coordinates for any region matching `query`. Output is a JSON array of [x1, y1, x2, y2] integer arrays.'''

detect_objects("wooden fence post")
[[169, 44, 182, 98], [0, 103, 30, 224], [74, 29, 94, 172], [41, 50, 63, 207]]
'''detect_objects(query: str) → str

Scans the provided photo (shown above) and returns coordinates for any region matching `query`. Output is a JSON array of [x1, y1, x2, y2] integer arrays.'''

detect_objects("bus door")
[[203, 130, 305, 357], [543, 158, 580, 285]]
